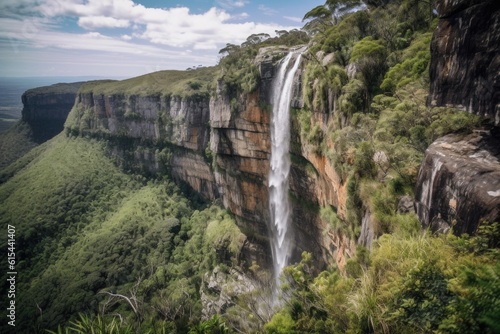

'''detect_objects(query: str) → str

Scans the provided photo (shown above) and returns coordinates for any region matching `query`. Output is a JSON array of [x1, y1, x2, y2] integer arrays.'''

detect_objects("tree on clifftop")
[[303, 0, 363, 25]]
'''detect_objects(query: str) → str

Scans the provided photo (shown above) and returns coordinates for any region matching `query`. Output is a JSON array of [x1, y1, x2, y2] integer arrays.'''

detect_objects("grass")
[[79, 67, 217, 97], [22, 82, 85, 98]]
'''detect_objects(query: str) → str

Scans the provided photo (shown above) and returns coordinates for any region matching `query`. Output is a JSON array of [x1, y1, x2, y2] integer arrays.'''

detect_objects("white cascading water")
[[268, 50, 302, 291], [417, 157, 444, 225]]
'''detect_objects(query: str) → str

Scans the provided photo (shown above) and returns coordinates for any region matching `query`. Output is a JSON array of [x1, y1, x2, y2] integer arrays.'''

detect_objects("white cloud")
[[78, 16, 130, 29], [32, 1, 299, 49], [283, 16, 303, 23], [0, 18, 171, 56], [232, 12, 249, 20], [0, 0, 304, 76], [216, 0, 249, 9], [258, 4, 278, 16], [39, 1, 289, 39], [0, 19, 219, 77]]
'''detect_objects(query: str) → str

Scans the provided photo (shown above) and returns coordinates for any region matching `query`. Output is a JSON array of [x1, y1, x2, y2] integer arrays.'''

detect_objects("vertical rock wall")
[[68, 92, 218, 200], [22, 82, 83, 142], [417, 0, 500, 235], [428, 0, 500, 125], [60, 51, 357, 271]]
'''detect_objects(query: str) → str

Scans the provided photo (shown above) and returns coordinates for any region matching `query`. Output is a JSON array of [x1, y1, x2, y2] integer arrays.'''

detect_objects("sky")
[[0, 0, 324, 78]]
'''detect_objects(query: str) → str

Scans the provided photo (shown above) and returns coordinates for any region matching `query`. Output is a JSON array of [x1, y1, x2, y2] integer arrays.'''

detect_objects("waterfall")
[[416, 157, 444, 225], [268, 50, 302, 291]]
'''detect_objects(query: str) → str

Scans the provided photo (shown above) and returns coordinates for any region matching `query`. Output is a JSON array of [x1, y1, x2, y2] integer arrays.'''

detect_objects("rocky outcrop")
[[22, 82, 83, 142], [428, 0, 500, 125], [415, 132, 500, 234], [200, 267, 255, 320], [419, 0, 500, 236]]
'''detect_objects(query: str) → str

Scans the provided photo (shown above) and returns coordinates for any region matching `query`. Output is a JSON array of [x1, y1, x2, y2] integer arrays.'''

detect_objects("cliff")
[[63, 53, 351, 271], [212, 48, 352, 270], [415, 132, 500, 234], [65, 68, 277, 267], [415, 0, 500, 235], [22, 82, 83, 142], [428, 0, 500, 126], [66, 70, 218, 201]]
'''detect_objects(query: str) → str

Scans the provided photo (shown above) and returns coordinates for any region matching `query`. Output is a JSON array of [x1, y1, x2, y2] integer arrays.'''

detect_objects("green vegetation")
[[272, 0, 496, 333], [266, 228, 500, 333], [0, 121, 37, 170], [22, 82, 84, 99], [218, 30, 309, 98], [295, 0, 481, 239], [0, 135, 243, 333], [78, 68, 216, 97]]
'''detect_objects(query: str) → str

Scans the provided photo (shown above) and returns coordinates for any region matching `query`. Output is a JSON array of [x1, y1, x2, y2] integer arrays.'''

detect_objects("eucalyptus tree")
[[303, 0, 363, 25]]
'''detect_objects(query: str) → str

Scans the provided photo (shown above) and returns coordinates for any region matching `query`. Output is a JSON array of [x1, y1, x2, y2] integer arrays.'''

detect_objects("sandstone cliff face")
[[415, 132, 500, 234], [417, 0, 500, 235], [63, 52, 356, 271], [289, 144, 352, 269], [72, 92, 210, 151], [22, 82, 83, 142], [210, 86, 271, 240], [428, 0, 500, 125], [206, 51, 355, 270], [68, 91, 218, 200]]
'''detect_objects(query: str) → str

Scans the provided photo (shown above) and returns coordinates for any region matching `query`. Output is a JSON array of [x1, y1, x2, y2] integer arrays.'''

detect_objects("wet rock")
[[415, 132, 500, 234], [428, 0, 500, 125], [358, 209, 375, 249]]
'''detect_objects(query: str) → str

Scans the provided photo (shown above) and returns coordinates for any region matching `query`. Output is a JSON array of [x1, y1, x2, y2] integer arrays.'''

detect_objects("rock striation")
[[65, 71, 278, 267], [428, 0, 500, 125], [415, 132, 500, 234], [58, 49, 357, 272], [418, 0, 500, 236], [68, 90, 219, 200], [22, 82, 83, 142]]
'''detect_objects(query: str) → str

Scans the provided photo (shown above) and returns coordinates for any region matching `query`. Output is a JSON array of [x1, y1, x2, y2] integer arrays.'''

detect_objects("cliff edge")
[[22, 82, 83, 142]]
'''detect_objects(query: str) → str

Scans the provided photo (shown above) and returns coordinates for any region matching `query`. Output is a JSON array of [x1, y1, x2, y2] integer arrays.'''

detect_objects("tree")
[[241, 33, 270, 47], [303, 0, 363, 25], [218, 43, 240, 57]]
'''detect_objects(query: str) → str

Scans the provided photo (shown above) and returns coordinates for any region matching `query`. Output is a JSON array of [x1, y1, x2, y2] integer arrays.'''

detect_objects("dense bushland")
[[0, 135, 244, 333], [266, 224, 500, 333], [0, 121, 37, 170]]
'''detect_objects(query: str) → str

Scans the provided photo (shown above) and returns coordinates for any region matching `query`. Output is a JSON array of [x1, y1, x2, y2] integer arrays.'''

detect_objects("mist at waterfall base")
[[268, 50, 303, 299]]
